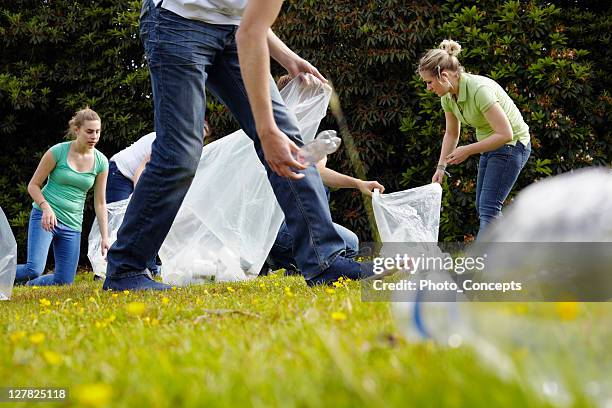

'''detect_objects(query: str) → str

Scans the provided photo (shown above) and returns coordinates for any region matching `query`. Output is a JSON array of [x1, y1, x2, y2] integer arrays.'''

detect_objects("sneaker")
[[102, 274, 171, 291], [306, 256, 375, 287]]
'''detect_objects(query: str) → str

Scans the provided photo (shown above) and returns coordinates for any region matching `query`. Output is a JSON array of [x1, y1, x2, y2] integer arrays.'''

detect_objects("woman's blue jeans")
[[106, 0, 346, 281], [15, 208, 81, 286], [476, 141, 531, 237]]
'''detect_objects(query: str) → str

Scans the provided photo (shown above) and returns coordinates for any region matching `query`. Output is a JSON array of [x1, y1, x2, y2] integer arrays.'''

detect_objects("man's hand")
[[285, 58, 327, 85], [357, 180, 385, 196], [259, 126, 307, 179]]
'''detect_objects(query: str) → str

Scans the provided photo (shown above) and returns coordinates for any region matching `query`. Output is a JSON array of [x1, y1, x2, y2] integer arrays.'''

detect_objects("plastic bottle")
[[297, 130, 341, 164]]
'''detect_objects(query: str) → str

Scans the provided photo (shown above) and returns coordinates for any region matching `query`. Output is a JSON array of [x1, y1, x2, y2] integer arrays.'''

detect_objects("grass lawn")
[[1, 271, 592, 407]]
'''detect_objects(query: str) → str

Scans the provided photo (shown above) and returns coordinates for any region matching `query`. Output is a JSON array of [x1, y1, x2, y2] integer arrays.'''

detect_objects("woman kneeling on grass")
[[14, 107, 109, 286], [419, 39, 531, 238]]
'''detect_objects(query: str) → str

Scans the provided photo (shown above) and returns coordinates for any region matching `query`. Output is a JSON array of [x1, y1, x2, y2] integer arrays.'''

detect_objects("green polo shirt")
[[33, 142, 108, 231], [441, 73, 530, 146]]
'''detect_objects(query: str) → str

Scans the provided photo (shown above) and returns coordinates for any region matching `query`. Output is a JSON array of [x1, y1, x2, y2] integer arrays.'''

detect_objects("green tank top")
[[33, 142, 108, 231]]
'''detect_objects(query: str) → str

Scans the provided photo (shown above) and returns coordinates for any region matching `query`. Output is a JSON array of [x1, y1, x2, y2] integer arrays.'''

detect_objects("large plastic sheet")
[[161, 75, 332, 285], [88, 199, 130, 279], [372, 183, 443, 242], [0, 206, 17, 300]]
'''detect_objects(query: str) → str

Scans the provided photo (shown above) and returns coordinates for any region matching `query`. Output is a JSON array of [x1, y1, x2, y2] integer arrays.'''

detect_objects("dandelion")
[[332, 281, 343, 288], [556, 302, 579, 321], [123, 290, 130, 295], [10, 331, 26, 343], [54, 301, 60, 306], [89, 297, 96, 303], [331, 311, 347, 321], [284, 287, 294, 297], [226, 287, 235, 293], [171, 286, 177, 291], [325, 288, 336, 294], [29, 332, 46, 344], [39, 298, 51, 307], [42, 350, 63, 366], [73, 383, 112, 407], [161, 297, 170, 305], [126, 302, 146, 316], [112, 294, 119, 298], [259, 283, 266, 289]]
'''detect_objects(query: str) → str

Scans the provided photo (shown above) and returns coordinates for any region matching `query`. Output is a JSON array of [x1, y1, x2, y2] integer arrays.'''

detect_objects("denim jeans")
[[268, 221, 359, 272], [106, 161, 159, 275], [106, 0, 346, 281], [106, 161, 134, 203], [476, 141, 531, 237], [15, 208, 81, 286]]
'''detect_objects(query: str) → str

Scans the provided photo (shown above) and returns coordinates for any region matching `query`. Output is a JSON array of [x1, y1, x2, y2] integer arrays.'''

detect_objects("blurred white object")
[[395, 168, 612, 407], [160, 73, 332, 285], [0, 206, 17, 300], [88, 199, 130, 279]]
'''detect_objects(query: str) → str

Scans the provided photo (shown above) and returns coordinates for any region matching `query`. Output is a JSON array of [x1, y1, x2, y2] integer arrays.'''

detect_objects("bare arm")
[[316, 160, 384, 196], [132, 154, 151, 186], [267, 30, 327, 83], [446, 103, 514, 165], [236, 0, 306, 179], [27, 150, 57, 231], [94, 169, 109, 257], [432, 112, 461, 183]]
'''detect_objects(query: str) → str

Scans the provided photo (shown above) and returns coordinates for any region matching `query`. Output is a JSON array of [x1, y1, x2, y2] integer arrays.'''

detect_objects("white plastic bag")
[[372, 183, 443, 242], [160, 74, 332, 285], [87, 199, 130, 279], [0, 206, 17, 300]]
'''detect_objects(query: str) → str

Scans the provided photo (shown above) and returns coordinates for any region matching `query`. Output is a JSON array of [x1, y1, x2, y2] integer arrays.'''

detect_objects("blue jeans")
[[106, 161, 159, 276], [476, 141, 531, 237], [106, 0, 346, 281], [106, 161, 135, 203], [268, 221, 359, 272], [15, 208, 81, 286]]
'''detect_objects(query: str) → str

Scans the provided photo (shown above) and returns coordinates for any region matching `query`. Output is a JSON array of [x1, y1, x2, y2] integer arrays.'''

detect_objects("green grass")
[[0, 271, 589, 408]]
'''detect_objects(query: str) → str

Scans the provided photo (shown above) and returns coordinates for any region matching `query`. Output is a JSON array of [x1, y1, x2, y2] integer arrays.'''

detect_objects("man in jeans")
[[103, 0, 374, 290]]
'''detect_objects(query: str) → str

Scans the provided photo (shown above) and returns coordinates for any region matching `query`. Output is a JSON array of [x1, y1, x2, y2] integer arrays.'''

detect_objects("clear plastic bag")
[[87, 199, 130, 279], [160, 74, 332, 285], [0, 206, 17, 300], [372, 183, 443, 242]]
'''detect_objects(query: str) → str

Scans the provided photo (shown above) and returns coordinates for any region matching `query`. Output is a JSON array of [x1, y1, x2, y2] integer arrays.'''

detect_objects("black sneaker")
[[306, 256, 374, 286]]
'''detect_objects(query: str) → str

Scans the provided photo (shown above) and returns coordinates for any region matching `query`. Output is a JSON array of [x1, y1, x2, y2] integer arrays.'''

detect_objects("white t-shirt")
[[110, 132, 156, 180], [155, 0, 248, 25]]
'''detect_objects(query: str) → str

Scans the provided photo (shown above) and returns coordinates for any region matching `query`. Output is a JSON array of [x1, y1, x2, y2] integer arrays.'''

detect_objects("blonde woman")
[[15, 108, 109, 286], [419, 40, 531, 237]]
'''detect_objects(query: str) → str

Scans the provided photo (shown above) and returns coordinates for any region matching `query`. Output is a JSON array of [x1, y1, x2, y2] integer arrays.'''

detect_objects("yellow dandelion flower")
[[332, 281, 343, 288], [29, 332, 46, 344], [171, 286, 177, 291], [14, 314, 21, 321], [226, 287, 235, 293], [195, 298, 203, 305], [112, 293, 119, 298], [126, 302, 146, 316], [259, 283, 266, 289], [284, 287, 294, 297], [73, 383, 112, 407], [31, 286, 40, 289], [9, 331, 26, 343], [89, 297, 96, 303], [331, 311, 347, 321], [43, 351, 63, 365], [325, 288, 336, 294], [54, 301, 60, 306], [123, 290, 130, 295], [556, 302, 579, 321], [161, 297, 170, 305], [95, 322, 103, 329], [107, 315, 116, 323], [39, 298, 51, 307]]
